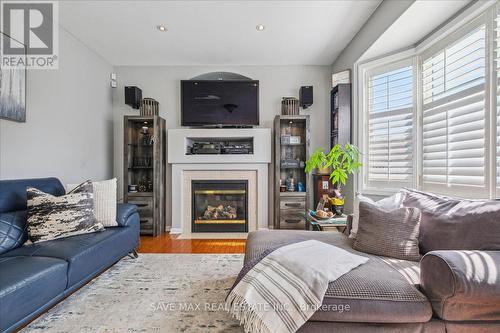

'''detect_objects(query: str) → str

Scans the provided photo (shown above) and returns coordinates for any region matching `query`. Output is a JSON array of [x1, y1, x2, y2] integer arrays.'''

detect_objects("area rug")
[[25, 254, 245, 333]]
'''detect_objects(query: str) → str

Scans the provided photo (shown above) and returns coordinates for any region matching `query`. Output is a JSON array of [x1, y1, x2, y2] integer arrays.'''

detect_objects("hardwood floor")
[[138, 232, 246, 254]]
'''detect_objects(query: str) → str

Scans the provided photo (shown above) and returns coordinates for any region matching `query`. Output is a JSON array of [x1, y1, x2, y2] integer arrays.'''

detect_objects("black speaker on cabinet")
[[299, 86, 313, 109], [125, 86, 142, 109]]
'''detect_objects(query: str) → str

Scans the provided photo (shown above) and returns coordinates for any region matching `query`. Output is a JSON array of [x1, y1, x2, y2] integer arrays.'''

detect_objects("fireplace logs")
[[202, 205, 237, 220], [192, 180, 248, 232]]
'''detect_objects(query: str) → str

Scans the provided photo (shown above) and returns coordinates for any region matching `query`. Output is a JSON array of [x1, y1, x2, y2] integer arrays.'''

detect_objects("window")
[[359, 4, 500, 198], [365, 62, 414, 189], [421, 23, 487, 197]]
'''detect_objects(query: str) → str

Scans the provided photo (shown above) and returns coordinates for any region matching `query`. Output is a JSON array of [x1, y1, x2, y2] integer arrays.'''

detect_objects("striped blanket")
[[226, 240, 368, 333]]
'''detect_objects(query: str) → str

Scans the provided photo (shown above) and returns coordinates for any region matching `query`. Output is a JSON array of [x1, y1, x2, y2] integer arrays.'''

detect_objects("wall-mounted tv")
[[181, 80, 259, 127]]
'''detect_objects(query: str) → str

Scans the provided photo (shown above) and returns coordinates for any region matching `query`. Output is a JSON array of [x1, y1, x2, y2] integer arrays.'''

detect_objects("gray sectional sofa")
[[244, 223, 500, 332]]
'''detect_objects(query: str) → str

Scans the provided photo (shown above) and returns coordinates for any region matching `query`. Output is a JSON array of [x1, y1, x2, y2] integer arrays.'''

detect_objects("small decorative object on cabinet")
[[281, 97, 299, 115], [139, 98, 159, 116], [331, 83, 351, 147], [274, 115, 310, 230], [123, 115, 166, 236]]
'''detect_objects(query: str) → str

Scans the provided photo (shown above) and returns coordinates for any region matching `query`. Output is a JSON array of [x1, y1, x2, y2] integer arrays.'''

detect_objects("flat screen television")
[[181, 80, 259, 126]]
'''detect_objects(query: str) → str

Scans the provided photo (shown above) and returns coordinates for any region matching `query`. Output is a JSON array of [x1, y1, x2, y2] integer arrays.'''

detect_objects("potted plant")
[[305, 143, 362, 215], [305, 148, 331, 174]]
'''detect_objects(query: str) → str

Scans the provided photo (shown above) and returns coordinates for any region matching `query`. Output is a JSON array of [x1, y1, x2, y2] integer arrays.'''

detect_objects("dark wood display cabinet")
[[123, 115, 166, 236], [331, 83, 351, 147], [274, 115, 311, 230]]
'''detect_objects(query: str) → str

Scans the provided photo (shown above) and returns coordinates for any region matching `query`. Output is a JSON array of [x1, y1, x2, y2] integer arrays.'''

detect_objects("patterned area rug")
[[25, 254, 244, 333]]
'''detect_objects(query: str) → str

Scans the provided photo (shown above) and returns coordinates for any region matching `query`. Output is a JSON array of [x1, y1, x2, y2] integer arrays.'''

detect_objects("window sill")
[[358, 187, 404, 197]]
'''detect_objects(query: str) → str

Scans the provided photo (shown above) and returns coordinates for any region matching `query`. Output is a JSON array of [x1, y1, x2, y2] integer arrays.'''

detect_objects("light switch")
[[322, 181, 329, 190]]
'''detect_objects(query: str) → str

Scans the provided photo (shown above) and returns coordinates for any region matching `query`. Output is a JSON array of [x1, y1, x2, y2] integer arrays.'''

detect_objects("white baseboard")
[[177, 232, 249, 240], [169, 228, 182, 234]]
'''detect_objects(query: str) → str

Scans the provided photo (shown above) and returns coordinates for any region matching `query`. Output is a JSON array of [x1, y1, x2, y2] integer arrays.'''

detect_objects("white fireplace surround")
[[168, 128, 271, 237]]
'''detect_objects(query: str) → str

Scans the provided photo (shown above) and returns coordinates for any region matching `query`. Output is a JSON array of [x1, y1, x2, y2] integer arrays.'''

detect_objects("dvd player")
[[192, 142, 222, 154], [189, 141, 253, 155]]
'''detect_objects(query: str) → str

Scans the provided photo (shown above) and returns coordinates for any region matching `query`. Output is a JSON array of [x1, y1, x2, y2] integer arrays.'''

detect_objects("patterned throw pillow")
[[27, 180, 104, 243], [353, 201, 421, 261]]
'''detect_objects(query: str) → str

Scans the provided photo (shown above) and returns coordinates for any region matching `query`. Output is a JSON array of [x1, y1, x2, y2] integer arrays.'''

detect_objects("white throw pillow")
[[351, 191, 405, 238], [67, 178, 117, 227]]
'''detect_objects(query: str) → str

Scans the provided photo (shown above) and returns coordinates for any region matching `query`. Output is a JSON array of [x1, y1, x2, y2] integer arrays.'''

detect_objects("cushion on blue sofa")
[[0, 178, 65, 255], [2, 226, 139, 288], [0, 211, 28, 255], [0, 256, 68, 332]]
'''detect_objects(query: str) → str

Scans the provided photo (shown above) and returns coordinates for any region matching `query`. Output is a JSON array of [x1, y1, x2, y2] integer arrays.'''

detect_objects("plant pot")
[[316, 166, 331, 175]]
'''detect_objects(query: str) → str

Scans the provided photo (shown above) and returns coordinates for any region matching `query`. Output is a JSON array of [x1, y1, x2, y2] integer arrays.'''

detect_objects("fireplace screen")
[[192, 180, 248, 232]]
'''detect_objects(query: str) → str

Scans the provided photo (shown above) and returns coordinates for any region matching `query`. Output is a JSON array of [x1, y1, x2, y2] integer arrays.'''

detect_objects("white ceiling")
[[58, 0, 382, 66], [361, 0, 471, 61]]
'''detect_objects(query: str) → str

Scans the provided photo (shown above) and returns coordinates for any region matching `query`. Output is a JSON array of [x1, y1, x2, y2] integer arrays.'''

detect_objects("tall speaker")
[[125, 86, 142, 109], [299, 86, 313, 109]]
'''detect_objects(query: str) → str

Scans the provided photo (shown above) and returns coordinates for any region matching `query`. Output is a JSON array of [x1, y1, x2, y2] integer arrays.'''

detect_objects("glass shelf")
[[280, 191, 306, 197], [128, 166, 153, 169], [127, 144, 153, 147], [280, 166, 304, 169]]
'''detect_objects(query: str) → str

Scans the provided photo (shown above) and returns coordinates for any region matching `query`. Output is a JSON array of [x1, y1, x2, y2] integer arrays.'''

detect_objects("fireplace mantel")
[[168, 128, 272, 238]]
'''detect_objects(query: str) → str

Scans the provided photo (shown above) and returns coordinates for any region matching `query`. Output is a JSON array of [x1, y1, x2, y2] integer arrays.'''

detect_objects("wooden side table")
[[306, 213, 348, 233]]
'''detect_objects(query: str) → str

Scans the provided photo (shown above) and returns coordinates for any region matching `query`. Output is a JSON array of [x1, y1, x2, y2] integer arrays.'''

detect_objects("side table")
[[306, 212, 348, 233]]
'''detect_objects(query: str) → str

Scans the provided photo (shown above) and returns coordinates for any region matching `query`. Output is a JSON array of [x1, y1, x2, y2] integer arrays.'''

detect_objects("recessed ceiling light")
[[256, 24, 265, 31], [157, 25, 167, 32]]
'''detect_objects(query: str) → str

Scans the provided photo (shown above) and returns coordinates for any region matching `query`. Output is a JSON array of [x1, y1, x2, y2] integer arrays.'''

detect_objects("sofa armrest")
[[420, 250, 500, 321], [116, 203, 138, 227]]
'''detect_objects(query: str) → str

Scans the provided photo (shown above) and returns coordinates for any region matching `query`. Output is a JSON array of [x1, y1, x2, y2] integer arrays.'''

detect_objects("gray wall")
[[0, 28, 114, 184], [332, 0, 414, 73], [112, 65, 332, 228]]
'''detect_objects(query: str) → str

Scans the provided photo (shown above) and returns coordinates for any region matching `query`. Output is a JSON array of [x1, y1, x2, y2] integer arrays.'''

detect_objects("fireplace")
[[192, 180, 248, 232]]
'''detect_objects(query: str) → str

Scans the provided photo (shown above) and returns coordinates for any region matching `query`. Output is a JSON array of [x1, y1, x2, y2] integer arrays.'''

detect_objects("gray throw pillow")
[[27, 180, 104, 243], [402, 188, 500, 253], [353, 201, 421, 261]]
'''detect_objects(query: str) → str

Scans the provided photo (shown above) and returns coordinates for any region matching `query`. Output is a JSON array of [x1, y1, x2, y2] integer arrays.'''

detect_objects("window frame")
[[489, 5, 499, 199], [359, 56, 418, 194], [420, 14, 489, 199], [356, 3, 497, 198]]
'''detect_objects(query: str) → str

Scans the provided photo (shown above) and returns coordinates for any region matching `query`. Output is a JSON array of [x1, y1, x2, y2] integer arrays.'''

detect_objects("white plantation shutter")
[[366, 63, 414, 188], [422, 24, 487, 197]]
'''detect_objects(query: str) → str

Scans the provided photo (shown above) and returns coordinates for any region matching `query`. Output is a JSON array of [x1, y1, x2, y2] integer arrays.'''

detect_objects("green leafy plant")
[[305, 143, 362, 188]]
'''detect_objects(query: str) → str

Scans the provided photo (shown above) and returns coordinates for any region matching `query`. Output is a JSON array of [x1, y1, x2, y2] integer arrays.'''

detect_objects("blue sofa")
[[0, 178, 140, 333]]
